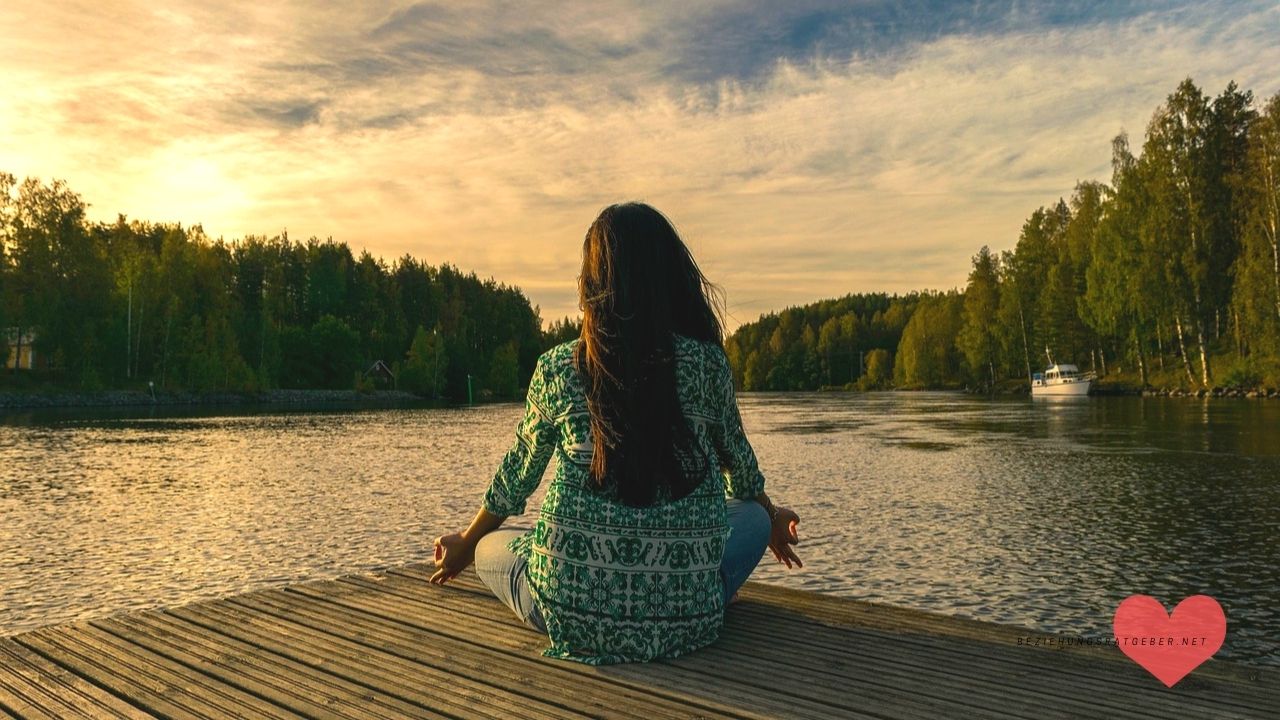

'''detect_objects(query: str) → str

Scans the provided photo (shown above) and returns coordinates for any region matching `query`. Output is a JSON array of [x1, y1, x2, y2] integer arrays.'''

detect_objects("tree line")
[[7, 79, 1276, 398], [0, 173, 560, 401], [724, 293, 918, 390], [728, 78, 1280, 392]]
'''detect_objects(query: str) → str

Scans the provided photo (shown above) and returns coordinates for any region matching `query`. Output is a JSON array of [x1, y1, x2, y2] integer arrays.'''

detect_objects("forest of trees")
[[7, 78, 1278, 399], [724, 292, 921, 390], [728, 79, 1280, 392], [0, 173, 563, 401]]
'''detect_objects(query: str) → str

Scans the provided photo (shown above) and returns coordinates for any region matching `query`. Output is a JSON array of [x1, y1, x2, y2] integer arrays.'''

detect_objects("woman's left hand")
[[768, 507, 803, 569], [430, 532, 477, 585]]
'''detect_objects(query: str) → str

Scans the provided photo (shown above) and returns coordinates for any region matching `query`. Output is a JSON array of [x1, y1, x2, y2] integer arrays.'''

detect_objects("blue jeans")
[[473, 498, 772, 634]]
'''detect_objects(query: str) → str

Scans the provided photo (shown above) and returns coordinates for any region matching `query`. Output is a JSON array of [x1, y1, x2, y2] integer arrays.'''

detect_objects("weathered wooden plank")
[[328, 574, 1021, 720], [174, 595, 589, 720], [423, 562, 1274, 693], [161, 604, 455, 720], [300, 576, 804, 719], [408, 565, 1116, 669], [16, 630, 219, 720], [23, 623, 302, 720], [392, 567, 1278, 718], [726, 603, 1280, 714], [3, 561, 1275, 720], [439, 564, 1280, 712], [734, 581, 1279, 689], [0, 687, 59, 720], [0, 639, 151, 720], [0, 658, 70, 720], [92, 613, 391, 720], [726, 605, 1210, 689], [715, 611, 1257, 720], [272, 581, 757, 720], [165, 601, 511, 720], [349, 570, 1062, 719], [117, 610, 449, 720], [286, 577, 822, 720], [227, 588, 715, 720]]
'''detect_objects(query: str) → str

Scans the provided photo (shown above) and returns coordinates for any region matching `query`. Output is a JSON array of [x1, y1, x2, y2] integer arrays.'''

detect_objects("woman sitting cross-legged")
[[431, 201, 802, 665]]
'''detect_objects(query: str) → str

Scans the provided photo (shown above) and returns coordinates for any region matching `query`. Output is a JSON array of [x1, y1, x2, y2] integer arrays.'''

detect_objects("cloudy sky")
[[3, 1, 1278, 329]]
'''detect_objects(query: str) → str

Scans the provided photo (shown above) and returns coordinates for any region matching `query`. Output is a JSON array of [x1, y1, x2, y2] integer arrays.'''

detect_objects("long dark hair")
[[575, 202, 725, 507]]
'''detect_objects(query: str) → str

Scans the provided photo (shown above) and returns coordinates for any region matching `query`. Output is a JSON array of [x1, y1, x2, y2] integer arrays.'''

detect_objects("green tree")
[[401, 325, 449, 397], [1207, 82, 1257, 344], [996, 250, 1034, 381], [0, 172, 13, 368], [859, 349, 892, 390], [893, 293, 963, 388], [1040, 259, 1085, 365], [1064, 181, 1106, 373], [488, 340, 519, 398], [816, 313, 858, 384], [999, 207, 1058, 380], [278, 325, 317, 388], [1033, 199, 1087, 368], [1141, 79, 1217, 386], [1234, 92, 1280, 356], [305, 239, 353, 324], [176, 312, 255, 392], [543, 316, 582, 348], [1083, 134, 1156, 385], [743, 349, 766, 390], [7, 177, 112, 385], [957, 246, 1001, 388], [310, 314, 362, 389], [155, 226, 196, 388]]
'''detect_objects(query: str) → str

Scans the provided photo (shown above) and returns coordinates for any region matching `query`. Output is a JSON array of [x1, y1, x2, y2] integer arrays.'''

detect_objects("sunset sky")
[[3, 1, 1278, 329]]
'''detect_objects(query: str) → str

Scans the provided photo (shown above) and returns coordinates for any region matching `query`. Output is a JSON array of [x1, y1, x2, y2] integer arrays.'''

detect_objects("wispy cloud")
[[2, 0, 1277, 327]]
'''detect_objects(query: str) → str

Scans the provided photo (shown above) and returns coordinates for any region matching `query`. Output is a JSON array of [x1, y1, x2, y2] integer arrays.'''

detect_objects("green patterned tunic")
[[482, 333, 766, 664]]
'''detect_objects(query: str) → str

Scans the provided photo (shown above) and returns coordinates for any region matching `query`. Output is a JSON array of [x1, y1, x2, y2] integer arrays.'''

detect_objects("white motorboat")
[[1031, 363, 1092, 396]]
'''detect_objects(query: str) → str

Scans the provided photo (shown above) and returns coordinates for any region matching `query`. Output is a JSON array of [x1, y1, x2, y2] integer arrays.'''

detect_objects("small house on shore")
[[364, 359, 396, 389], [3, 328, 38, 370]]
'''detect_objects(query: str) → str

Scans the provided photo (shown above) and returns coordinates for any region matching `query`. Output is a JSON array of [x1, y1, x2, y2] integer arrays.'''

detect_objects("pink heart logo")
[[1112, 594, 1226, 688]]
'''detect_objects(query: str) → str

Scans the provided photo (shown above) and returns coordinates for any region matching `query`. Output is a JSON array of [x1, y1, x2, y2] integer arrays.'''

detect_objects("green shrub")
[[1221, 356, 1263, 388]]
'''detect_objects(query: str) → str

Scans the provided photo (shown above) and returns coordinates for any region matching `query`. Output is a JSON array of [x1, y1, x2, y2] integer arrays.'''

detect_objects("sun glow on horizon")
[[4, 0, 1279, 328]]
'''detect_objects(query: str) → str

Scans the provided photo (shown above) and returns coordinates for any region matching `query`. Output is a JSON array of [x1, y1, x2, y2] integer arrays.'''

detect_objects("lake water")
[[2, 393, 1278, 666]]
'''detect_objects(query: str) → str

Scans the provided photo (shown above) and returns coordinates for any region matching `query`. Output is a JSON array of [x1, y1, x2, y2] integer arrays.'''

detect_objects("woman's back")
[[483, 333, 766, 664], [433, 201, 797, 665]]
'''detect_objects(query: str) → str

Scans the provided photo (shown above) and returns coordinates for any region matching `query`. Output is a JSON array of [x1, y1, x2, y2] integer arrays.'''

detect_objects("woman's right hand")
[[431, 532, 477, 585], [768, 507, 803, 569]]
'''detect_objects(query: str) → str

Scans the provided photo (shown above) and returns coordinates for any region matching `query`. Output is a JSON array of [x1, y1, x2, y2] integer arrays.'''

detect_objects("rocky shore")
[[1130, 385, 1279, 399], [0, 388, 426, 410], [965, 382, 1279, 398]]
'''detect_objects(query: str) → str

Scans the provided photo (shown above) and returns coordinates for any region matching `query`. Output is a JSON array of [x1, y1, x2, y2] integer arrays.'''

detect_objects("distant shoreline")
[[806, 384, 1280, 399], [1098, 384, 1280, 399], [966, 382, 1280, 399], [7, 384, 1276, 411], [0, 388, 439, 411]]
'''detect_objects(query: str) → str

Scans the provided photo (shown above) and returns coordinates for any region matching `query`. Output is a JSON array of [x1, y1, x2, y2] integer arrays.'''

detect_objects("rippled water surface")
[[2, 393, 1278, 666]]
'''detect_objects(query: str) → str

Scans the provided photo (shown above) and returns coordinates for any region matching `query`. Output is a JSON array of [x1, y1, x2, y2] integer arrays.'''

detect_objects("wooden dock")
[[1, 562, 1275, 719]]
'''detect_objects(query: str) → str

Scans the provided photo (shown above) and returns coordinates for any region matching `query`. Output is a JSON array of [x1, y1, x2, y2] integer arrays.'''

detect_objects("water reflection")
[[1, 393, 1277, 666]]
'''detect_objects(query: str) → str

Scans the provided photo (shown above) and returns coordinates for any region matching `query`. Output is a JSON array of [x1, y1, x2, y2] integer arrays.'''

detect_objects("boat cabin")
[[1043, 364, 1081, 381]]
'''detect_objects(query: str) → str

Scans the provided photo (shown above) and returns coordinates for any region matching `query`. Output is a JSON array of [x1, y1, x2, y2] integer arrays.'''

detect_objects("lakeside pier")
[[1, 563, 1275, 719]]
